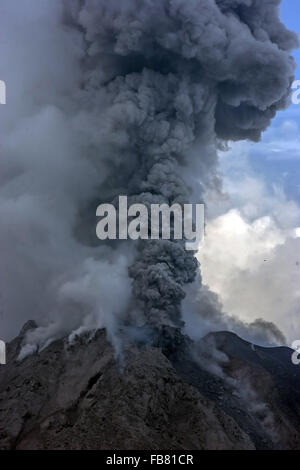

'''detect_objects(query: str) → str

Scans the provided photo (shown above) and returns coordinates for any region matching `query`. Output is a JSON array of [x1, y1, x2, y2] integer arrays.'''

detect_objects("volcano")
[[1, 322, 300, 450]]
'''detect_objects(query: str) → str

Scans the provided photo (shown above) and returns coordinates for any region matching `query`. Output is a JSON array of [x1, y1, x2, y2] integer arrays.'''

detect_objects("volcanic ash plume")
[[64, 0, 297, 327], [0, 0, 298, 343]]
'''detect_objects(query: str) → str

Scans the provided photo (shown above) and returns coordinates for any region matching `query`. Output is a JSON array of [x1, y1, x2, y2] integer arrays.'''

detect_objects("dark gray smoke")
[[0, 0, 297, 347], [64, 0, 297, 328]]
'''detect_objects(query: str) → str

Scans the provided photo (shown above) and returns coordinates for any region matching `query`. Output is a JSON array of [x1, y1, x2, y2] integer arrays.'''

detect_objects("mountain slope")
[[0, 323, 299, 450]]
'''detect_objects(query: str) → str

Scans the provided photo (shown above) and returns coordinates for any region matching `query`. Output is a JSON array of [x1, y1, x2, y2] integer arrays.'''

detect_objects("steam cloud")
[[0, 0, 298, 346]]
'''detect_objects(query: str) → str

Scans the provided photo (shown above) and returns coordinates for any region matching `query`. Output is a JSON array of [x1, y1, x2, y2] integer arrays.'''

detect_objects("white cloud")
[[198, 143, 300, 344]]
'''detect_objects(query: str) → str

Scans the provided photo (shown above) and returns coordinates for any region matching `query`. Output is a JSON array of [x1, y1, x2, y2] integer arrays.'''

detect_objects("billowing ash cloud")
[[0, 1, 298, 344], [63, 0, 297, 327]]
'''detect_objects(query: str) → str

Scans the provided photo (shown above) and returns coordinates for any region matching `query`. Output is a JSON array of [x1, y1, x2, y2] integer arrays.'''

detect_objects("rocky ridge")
[[0, 322, 299, 450]]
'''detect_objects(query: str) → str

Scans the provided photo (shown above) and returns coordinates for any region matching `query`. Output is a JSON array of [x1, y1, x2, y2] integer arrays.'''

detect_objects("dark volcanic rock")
[[0, 324, 299, 450]]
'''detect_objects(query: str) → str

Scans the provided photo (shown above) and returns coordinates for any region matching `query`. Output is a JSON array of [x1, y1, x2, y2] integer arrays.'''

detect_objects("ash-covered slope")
[[0, 323, 299, 450]]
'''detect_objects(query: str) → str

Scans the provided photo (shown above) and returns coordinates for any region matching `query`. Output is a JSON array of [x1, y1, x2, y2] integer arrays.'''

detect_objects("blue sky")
[[215, 1, 300, 206], [246, 0, 300, 202], [198, 1, 300, 344], [281, 0, 300, 69]]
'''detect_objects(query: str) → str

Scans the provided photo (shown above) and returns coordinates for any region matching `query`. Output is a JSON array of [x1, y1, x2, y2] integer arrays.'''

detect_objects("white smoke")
[[0, 1, 135, 342]]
